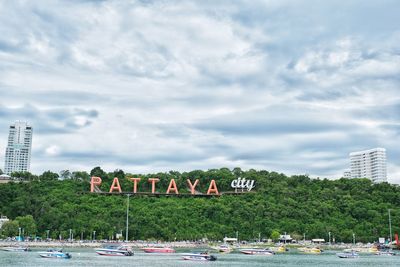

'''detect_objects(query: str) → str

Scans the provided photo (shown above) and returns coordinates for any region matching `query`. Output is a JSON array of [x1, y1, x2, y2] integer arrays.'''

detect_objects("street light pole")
[[389, 209, 393, 244], [328, 232, 331, 246], [126, 194, 130, 242]]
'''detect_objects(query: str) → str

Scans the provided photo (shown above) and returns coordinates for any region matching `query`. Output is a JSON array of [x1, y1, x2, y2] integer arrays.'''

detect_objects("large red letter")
[[109, 177, 122, 193], [166, 179, 179, 194], [187, 179, 199, 195], [90, 176, 102, 192], [148, 178, 160, 193], [207, 180, 219, 195], [130, 178, 141, 193]]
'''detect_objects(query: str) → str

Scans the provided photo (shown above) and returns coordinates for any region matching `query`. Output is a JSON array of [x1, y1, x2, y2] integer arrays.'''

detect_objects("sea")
[[0, 248, 399, 267]]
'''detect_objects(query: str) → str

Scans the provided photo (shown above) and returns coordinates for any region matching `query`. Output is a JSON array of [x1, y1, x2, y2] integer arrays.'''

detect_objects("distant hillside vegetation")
[[0, 167, 399, 243]]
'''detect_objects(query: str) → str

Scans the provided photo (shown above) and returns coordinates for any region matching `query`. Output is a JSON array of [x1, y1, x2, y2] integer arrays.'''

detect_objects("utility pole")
[[126, 194, 130, 242]]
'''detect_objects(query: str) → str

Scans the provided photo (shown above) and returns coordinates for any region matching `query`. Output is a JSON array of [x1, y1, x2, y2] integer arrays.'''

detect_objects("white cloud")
[[0, 0, 399, 184]]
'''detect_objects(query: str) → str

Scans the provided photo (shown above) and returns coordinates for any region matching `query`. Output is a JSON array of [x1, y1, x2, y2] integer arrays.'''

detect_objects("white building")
[[343, 171, 351, 178], [350, 148, 387, 183], [4, 121, 33, 175]]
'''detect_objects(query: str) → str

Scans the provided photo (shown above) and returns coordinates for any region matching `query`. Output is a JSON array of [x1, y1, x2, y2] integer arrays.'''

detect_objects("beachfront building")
[[4, 121, 33, 175], [350, 148, 387, 183]]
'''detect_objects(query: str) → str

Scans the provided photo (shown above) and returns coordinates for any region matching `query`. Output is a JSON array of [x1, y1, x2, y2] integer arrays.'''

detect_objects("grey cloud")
[[0, 104, 99, 134]]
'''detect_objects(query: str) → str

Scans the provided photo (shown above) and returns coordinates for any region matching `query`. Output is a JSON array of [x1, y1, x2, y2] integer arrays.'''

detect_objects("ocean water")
[[0, 248, 399, 267]]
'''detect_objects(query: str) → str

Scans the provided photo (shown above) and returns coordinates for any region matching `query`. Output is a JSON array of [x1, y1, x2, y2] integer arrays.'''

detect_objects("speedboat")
[[336, 250, 359, 258], [268, 246, 288, 253], [217, 244, 232, 253], [39, 249, 72, 259], [95, 244, 134, 256], [142, 247, 175, 253], [298, 247, 321, 254], [182, 252, 217, 261], [1, 246, 30, 252], [240, 248, 275, 256], [375, 250, 395, 256]]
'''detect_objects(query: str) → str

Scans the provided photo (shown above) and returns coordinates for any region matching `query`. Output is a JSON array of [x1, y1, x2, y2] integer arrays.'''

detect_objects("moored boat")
[[268, 246, 288, 253], [336, 250, 359, 258], [39, 249, 71, 259], [217, 244, 232, 253], [298, 247, 321, 254], [375, 250, 395, 256], [240, 248, 275, 256], [182, 252, 217, 261], [1, 246, 30, 252], [142, 247, 175, 253], [95, 244, 134, 256]]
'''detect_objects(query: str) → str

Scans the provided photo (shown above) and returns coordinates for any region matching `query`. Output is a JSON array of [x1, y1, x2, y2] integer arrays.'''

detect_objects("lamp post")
[[389, 209, 393, 244], [328, 232, 331, 246], [69, 229, 72, 241], [126, 194, 130, 242]]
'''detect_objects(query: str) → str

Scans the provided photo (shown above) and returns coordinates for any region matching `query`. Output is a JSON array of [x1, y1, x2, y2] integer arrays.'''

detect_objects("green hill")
[[0, 167, 399, 243]]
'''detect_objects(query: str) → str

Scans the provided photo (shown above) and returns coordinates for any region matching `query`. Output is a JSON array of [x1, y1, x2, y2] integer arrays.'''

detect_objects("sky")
[[0, 0, 399, 182]]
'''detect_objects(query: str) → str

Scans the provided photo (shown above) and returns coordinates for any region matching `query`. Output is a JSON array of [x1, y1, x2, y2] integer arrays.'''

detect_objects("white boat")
[[1, 246, 30, 252], [39, 249, 72, 259], [182, 252, 217, 261], [95, 245, 134, 256], [217, 244, 232, 253], [336, 251, 359, 258], [375, 250, 395, 256], [240, 248, 275, 256]]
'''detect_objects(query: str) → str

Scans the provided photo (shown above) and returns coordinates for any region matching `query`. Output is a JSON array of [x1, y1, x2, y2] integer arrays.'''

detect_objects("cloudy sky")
[[0, 0, 399, 182]]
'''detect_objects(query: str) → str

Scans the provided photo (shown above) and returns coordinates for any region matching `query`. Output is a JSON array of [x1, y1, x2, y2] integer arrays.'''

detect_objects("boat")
[[182, 252, 217, 261], [298, 247, 321, 254], [1, 246, 30, 252], [268, 246, 288, 253], [142, 247, 175, 253], [375, 250, 395, 256], [95, 244, 134, 256], [336, 250, 359, 258], [217, 244, 232, 253], [240, 248, 275, 256], [39, 249, 72, 259]]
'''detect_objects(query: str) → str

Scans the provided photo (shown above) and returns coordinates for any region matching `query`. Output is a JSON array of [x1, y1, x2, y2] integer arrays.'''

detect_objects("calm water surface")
[[0, 248, 398, 267]]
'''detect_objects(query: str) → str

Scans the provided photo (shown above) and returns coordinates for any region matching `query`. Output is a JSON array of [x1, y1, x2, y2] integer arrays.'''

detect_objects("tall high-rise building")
[[4, 121, 33, 175], [349, 148, 387, 183]]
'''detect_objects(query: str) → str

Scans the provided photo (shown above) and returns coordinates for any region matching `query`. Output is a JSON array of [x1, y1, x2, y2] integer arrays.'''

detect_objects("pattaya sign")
[[90, 176, 256, 196]]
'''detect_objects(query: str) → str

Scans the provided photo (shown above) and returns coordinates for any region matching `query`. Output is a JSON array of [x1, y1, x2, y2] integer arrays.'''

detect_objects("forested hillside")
[[0, 167, 399, 243]]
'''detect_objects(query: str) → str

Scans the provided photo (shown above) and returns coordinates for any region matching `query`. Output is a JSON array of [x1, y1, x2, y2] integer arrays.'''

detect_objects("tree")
[[0, 168, 3, 175], [15, 215, 37, 236], [1, 220, 19, 237], [270, 230, 280, 241], [40, 171, 59, 181], [60, 170, 71, 180], [90, 167, 107, 178], [71, 171, 90, 181]]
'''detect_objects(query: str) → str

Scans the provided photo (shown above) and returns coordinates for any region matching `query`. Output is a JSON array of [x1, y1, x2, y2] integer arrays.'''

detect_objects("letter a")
[[90, 176, 102, 192], [109, 177, 122, 193], [167, 179, 179, 194], [207, 180, 219, 195], [187, 179, 199, 195]]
